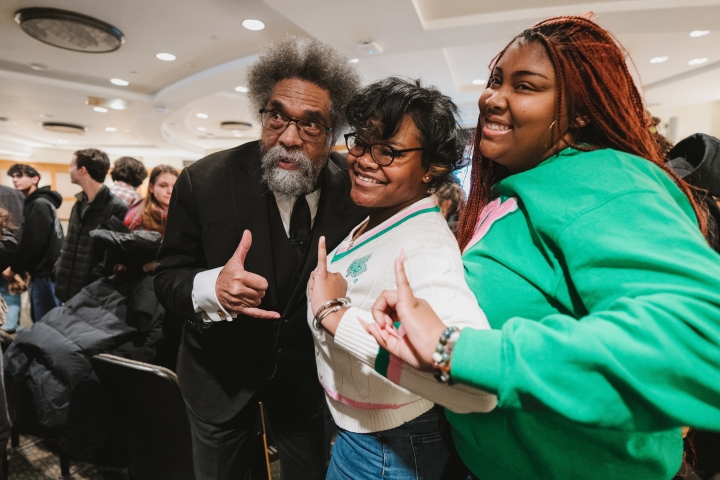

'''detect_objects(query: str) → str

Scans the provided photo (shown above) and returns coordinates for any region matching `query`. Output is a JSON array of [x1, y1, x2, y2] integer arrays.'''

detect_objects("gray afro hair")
[[247, 36, 362, 139]]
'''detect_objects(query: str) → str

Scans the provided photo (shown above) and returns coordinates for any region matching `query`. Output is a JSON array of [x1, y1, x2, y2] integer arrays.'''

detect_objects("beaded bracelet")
[[432, 326, 460, 384], [313, 297, 351, 331]]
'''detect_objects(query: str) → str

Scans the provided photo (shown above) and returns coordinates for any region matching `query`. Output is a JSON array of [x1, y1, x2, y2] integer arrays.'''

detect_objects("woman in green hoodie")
[[362, 15, 720, 480]]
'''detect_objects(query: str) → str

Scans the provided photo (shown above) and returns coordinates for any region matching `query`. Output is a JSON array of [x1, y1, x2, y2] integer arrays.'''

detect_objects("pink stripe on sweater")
[[464, 197, 518, 253], [319, 377, 409, 410], [386, 354, 404, 385]]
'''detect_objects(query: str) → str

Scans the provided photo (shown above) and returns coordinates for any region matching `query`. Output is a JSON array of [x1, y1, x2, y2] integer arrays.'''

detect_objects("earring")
[[424, 176, 431, 181]]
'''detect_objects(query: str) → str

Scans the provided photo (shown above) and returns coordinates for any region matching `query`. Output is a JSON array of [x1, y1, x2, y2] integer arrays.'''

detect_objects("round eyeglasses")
[[259, 109, 332, 142], [344, 133, 425, 166]]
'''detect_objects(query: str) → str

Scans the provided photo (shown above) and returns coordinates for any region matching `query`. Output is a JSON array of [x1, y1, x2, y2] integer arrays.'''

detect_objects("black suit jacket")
[[154, 141, 367, 423]]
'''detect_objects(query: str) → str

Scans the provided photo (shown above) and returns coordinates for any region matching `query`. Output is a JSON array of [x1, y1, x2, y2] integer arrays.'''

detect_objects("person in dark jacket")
[[54, 149, 127, 303], [4, 164, 64, 322], [665, 132, 720, 480], [0, 184, 23, 334], [0, 207, 14, 479], [154, 36, 365, 480]]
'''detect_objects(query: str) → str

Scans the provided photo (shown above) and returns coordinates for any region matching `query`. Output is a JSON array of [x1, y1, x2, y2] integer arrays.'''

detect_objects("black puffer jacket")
[[11, 186, 63, 277], [666, 133, 720, 251], [4, 275, 164, 454], [54, 185, 127, 302]]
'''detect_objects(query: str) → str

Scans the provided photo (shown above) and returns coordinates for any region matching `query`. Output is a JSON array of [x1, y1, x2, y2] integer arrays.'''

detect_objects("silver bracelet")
[[313, 297, 351, 331]]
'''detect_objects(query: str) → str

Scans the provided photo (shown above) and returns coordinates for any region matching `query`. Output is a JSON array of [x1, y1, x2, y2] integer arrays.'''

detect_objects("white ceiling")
[[0, 0, 719, 160]]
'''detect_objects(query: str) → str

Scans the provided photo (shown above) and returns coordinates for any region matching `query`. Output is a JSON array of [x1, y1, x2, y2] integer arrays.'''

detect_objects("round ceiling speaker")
[[220, 121, 252, 131], [42, 122, 86, 134], [15, 8, 125, 53]]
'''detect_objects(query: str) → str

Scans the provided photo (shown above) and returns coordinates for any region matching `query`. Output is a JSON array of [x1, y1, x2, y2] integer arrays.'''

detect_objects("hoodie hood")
[[666, 133, 720, 197], [26, 186, 63, 209]]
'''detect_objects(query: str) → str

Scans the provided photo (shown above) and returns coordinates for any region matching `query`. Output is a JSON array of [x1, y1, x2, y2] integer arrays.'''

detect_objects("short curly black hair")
[[74, 148, 110, 183], [247, 35, 361, 141], [111, 156, 147, 187], [345, 77, 468, 189], [7, 164, 40, 180]]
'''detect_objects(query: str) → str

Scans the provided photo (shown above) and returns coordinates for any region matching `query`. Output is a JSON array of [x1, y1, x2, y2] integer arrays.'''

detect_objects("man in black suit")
[[154, 36, 366, 480]]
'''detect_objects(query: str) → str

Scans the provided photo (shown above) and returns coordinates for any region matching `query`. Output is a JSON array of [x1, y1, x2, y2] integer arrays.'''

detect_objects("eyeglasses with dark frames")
[[259, 109, 332, 142], [344, 133, 424, 166]]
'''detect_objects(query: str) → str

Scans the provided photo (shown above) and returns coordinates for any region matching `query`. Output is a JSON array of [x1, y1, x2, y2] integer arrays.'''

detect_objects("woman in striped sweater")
[[307, 77, 496, 480]]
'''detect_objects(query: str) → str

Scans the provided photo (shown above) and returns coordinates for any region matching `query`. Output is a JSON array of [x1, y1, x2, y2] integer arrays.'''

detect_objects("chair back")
[[91, 354, 195, 480]]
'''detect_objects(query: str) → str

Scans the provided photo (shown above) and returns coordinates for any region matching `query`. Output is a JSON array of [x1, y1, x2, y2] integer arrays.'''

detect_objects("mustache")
[[262, 145, 310, 166]]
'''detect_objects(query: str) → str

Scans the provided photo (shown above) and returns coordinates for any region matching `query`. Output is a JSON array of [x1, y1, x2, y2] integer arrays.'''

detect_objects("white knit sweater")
[[308, 197, 497, 434]]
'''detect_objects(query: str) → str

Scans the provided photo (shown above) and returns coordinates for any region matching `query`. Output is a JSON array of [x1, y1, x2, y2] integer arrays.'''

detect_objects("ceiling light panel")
[[690, 30, 710, 37], [111, 78, 129, 86], [650, 56, 669, 64], [235, 86, 249, 93], [242, 19, 265, 31], [156, 53, 176, 61], [688, 58, 708, 65]]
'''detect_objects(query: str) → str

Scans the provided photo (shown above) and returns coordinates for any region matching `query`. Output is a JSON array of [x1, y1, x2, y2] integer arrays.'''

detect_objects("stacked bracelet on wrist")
[[433, 326, 460, 384], [313, 298, 351, 331]]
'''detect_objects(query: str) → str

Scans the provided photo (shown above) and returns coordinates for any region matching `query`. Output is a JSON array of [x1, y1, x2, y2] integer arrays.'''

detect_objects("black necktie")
[[289, 195, 311, 255]]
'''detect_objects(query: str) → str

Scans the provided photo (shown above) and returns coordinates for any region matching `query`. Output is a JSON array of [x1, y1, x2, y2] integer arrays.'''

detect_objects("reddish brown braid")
[[457, 15, 708, 251]]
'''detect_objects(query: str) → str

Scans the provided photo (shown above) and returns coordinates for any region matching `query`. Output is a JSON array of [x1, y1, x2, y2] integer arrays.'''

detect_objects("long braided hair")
[[456, 15, 707, 251]]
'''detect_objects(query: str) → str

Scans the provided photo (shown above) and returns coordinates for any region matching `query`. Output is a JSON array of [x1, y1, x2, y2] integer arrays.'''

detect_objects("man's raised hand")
[[215, 230, 280, 319]]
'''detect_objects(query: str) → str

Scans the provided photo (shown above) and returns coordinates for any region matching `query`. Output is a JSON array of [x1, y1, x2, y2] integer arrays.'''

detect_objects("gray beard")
[[260, 145, 324, 196]]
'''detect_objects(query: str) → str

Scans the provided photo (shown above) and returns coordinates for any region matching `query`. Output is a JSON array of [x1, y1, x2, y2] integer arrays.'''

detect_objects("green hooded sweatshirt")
[[447, 148, 720, 479]]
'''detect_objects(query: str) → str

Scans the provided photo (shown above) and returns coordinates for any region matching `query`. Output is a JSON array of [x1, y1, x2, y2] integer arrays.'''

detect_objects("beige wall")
[[650, 100, 720, 143]]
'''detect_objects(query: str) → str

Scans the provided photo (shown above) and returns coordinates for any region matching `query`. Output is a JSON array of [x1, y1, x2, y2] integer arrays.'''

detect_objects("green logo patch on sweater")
[[346, 254, 371, 284]]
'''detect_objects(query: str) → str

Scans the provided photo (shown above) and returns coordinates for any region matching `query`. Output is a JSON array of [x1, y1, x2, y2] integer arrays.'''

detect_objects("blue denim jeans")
[[29, 275, 61, 323], [0, 281, 20, 332], [327, 408, 448, 480]]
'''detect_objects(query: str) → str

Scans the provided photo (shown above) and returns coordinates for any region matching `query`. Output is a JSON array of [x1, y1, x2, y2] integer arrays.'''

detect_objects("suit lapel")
[[228, 143, 280, 310], [282, 157, 349, 318]]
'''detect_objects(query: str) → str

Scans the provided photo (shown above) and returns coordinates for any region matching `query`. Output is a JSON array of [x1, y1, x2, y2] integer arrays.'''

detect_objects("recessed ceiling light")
[[110, 78, 129, 86], [688, 57, 708, 65], [472, 79, 486, 85], [28, 63, 50, 71], [235, 86, 249, 93], [242, 19, 265, 31], [197, 127, 206, 131], [196, 113, 208, 119], [234, 133, 242, 137], [108, 99, 127, 110], [690, 30, 710, 37], [349, 58, 359, 64], [57, 139, 67, 144], [650, 56, 669, 64], [156, 53, 176, 61], [93, 107, 108, 113], [105, 127, 116, 132]]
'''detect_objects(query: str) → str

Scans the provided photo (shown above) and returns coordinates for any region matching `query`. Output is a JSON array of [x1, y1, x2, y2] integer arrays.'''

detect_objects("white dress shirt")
[[191, 189, 321, 322]]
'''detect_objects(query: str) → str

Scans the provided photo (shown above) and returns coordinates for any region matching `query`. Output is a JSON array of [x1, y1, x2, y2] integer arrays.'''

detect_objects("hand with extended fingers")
[[215, 230, 281, 320], [308, 236, 348, 335], [362, 251, 447, 371]]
